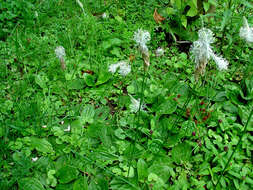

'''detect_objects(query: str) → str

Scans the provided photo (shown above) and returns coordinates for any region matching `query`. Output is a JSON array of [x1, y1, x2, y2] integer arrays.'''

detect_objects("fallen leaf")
[[153, 8, 165, 23], [129, 54, 135, 62]]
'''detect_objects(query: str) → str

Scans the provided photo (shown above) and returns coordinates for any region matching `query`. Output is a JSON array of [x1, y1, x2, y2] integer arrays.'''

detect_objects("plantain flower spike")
[[55, 46, 66, 70], [190, 28, 229, 79], [239, 17, 253, 43], [211, 53, 229, 71], [108, 61, 131, 76], [133, 29, 151, 67]]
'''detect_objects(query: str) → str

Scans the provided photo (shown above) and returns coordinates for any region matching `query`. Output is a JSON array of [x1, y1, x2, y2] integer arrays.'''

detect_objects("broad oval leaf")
[[30, 137, 54, 153], [56, 166, 79, 184], [19, 178, 45, 190], [137, 158, 148, 182], [80, 104, 95, 124], [73, 177, 88, 190], [157, 98, 177, 115]]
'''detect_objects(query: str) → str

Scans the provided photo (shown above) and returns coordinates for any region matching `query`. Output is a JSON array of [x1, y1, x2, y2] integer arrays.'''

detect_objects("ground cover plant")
[[0, 0, 253, 189]]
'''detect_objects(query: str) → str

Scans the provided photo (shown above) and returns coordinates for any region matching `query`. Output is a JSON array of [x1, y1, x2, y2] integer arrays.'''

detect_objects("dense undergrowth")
[[0, 0, 252, 190]]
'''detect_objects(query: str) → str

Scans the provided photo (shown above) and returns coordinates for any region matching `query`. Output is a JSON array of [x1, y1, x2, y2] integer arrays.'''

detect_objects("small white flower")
[[32, 157, 38, 162], [133, 29, 151, 54], [64, 125, 71, 132], [42, 125, 47, 128], [155, 47, 164, 57], [211, 53, 229, 70], [129, 95, 145, 113], [55, 46, 66, 60], [239, 17, 253, 43], [102, 13, 108, 19], [190, 28, 215, 67], [60, 121, 64, 125]]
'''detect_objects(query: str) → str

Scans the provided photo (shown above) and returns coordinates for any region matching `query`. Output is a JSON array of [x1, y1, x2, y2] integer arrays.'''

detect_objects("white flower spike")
[[133, 29, 151, 67], [190, 28, 215, 67], [129, 95, 145, 113], [239, 17, 253, 43], [190, 28, 229, 78], [55, 46, 66, 70], [108, 61, 131, 76], [55, 46, 66, 60], [211, 53, 229, 71], [133, 29, 151, 49]]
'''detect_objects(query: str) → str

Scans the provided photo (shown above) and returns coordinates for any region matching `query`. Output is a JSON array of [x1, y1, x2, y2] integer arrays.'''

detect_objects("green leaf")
[[96, 71, 111, 85], [171, 142, 191, 164], [241, 0, 253, 8], [102, 38, 122, 50], [83, 73, 96, 87], [73, 177, 88, 190], [95, 106, 110, 121], [245, 77, 253, 99], [55, 183, 73, 190], [221, 10, 232, 30], [137, 158, 148, 182], [110, 47, 121, 57], [97, 174, 109, 190], [181, 15, 187, 28], [71, 119, 83, 134], [156, 98, 177, 115], [186, 0, 198, 17], [80, 104, 95, 124], [222, 101, 238, 114], [181, 120, 196, 136], [238, 105, 253, 130], [114, 128, 126, 140], [203, 2, 210, 12], [110, 178, 138, 190], [30, 137, 54, 154], [148, 163, 172, 182], [167, 7, 175, 15], [19, 178, 45, 190], [67, 79, 85, 90], [35, 74, 48, 89], [172, 0, 182, 9], [56, 166, 79, 184], [148, 173, 159, 182]]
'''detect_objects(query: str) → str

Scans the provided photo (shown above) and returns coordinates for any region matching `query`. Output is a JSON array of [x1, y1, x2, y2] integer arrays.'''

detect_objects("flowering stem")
[[127, 65, 148, 178], [214, 108, 253, 189]]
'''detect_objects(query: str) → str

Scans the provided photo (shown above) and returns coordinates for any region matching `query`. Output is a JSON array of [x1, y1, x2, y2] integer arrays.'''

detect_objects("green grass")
[[0, 0, 252, 190]]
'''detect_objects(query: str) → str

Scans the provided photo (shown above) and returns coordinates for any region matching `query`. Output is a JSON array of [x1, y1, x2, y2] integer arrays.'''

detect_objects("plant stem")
[[127, 64, 147, 177], [214, 108, 253, 189]]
